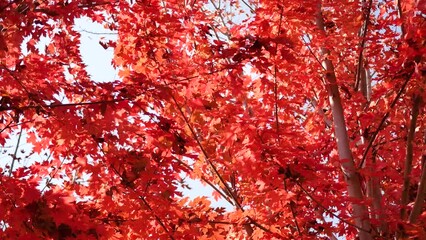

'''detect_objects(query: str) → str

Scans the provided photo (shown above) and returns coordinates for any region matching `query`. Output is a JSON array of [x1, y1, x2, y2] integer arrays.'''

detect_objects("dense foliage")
[[0, 0, 425, 239]]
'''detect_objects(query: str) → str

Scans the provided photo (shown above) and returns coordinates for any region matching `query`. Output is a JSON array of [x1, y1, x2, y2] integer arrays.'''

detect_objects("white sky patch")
[[180, 177, 234, 211], [74, 17, 118, 83]]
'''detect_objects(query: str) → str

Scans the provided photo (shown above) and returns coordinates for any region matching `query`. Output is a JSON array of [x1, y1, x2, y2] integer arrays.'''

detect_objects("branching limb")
[[170, 94, 242, 209], [0, 120, 13, 134], [103, 153, 171, 235], [302, 35, 327, 71], [358, 73, 413, 168], [169, 93, 282, 237], [396, 0, 406, 36]]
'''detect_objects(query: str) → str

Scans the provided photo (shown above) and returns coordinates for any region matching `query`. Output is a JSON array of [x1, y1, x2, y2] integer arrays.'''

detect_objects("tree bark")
[[366, 151, 387, 236], [408, 119, 426, 223], [315, 4, 372, 240], [409, 154, 426, 223], [358, 66, 371, 101], [401, 95, 421, 219]]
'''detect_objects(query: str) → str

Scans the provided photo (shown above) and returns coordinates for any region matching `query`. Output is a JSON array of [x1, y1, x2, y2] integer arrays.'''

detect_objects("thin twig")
[[77, 1, 118, 9], [208, 0, 231, 38], [396, 0, 406, 36], [358, 72, 413, 168], [0, 121, 13, 134], [273, 6, 284, 139], [99, 147, 175, 240], [169, 92, 281, 237], [40, 152, 62, 193], [173, 157, 234, 204], [295, 181, 373, 234], [9, 127, 23, 177], [240, 0, 255, 13], [0, 1, 15, 12], [139, 196, 175, 240], [0, 99, 127, 112], [78, 29, 118, 35], [290, 201, 301, 235], [170, 93, 243, 210], [301, 35, 327, 71], [2, 65, 33, 97], [285, 179, 302, 236]]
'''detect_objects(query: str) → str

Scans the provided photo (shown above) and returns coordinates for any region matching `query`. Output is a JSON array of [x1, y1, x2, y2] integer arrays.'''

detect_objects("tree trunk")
[[315, 4, 372, 240]]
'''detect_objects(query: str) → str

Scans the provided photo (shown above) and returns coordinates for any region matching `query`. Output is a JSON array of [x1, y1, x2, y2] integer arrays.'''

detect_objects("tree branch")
[[354, 0, 373, 91], [0, 1, 15, 12], [295, 181, 372, 234], [284, 180, 302, 236], [358, 72, 413, 168], [409, 145, 426, 223], [273, 6, 284, 139], [40, 151, 61, 193], [396, 0, 406, 36], [138, 196, 175, 240], [240, 0, 255, 13], [401, 95, 421, 219], [170, 93, 242, 210], [366, 148, 388, 236], [96, 146, 176, 240], [0, 99, 127, 113], [302, 35, 327, 71], [173, 157, 234, 204], [0, 120, 13, 134], [8, 127, 23, 177], [169, 93, 282, 237], [109, 159, 175, 239]]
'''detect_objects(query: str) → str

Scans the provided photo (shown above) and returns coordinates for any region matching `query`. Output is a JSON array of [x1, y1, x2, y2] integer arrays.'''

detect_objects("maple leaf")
[[1, 0, 425, 239]]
